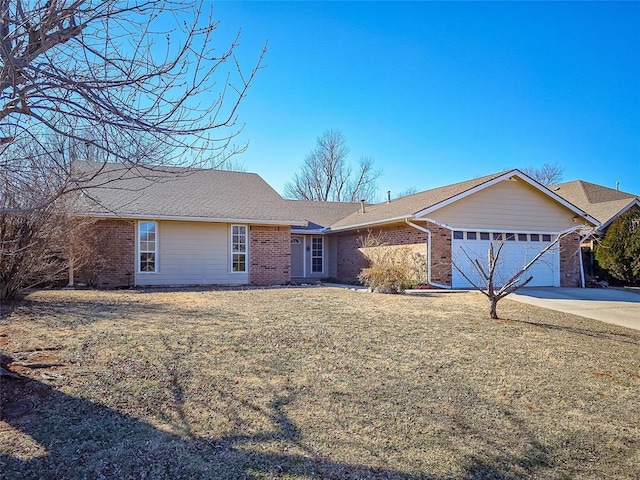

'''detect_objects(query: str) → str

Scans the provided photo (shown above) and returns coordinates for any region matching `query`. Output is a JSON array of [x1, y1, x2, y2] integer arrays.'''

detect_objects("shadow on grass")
[[3, 292, 234, 329], [0, 295, 22, 320], [510, 318, 640, 346], [0, 373, 539, 480]]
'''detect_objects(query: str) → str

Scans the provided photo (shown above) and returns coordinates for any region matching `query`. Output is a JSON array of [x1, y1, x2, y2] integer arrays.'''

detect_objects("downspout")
[[405, 219, 451, 289], [578, 230, 595, 288]]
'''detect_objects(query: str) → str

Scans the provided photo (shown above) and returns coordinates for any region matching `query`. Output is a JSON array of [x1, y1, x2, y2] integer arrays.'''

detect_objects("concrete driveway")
[[510, 287, 640, 331]]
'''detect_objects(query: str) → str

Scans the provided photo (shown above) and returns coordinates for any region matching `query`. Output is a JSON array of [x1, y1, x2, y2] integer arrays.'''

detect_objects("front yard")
[[1, 287, 639, 479]]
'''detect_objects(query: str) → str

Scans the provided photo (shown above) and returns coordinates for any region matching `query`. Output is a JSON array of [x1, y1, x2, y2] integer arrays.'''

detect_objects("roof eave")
[[75, 211, 306, 227], [414, 169, 600, 227], [291, 228, 330, 234], [597, 199, 640, 232], [328, 215, 415, 232]]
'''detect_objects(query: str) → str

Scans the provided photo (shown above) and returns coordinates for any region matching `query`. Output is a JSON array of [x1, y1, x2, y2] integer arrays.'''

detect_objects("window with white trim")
[[138, 221, 157, 273], [231, 225, 248, 273], [311, 237, 323, 273]]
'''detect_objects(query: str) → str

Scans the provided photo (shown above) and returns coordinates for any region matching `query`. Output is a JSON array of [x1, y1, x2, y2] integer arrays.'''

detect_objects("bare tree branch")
[[521, 162, 564, 185], [283, 129, 381, 202], [1, 0, 266, 213]]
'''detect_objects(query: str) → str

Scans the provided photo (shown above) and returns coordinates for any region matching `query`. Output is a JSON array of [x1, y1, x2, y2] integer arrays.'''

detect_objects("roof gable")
[[330, 171, 508, 230], [330, 170, 596, 231]]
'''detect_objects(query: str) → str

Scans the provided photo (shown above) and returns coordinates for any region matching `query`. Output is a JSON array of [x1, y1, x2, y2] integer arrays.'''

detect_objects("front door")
[[291, 236, 304, 277]]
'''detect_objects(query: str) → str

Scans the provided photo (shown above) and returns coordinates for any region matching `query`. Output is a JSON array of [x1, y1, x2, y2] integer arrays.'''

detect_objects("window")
[[518, 233, 528, 241], [480, 232, 490, 241], [493, 233, 503, 241], [466, 232, 477, 240], [138, 221, 157, 272], [312, 237, 323, 273], [506, 233, 516, 241], [542, 234, 552, 242], [530, 234, 540, 242], [453, 231, 464, 240], [231, 225, 247, 272]]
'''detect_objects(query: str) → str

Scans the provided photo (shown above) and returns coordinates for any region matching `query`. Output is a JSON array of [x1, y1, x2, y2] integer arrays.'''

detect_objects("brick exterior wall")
[[335, 222, 452, 286], [559, 232, 582, 287], [77, 219, 135, 289], [428, 222, 453, 286], [249, 226, 291, 285]]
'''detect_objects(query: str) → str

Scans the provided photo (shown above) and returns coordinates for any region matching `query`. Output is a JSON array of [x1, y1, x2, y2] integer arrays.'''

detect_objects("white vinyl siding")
[[134, 221, 248, 286], [427, 179, 578, 231]]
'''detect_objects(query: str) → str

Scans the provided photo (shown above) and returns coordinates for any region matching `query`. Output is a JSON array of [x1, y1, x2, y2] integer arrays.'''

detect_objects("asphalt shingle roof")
[[551, 180, 639, 226], [75, 162, 614, 232], [284, 200, 361, 230], [74, 162, 305, 225]]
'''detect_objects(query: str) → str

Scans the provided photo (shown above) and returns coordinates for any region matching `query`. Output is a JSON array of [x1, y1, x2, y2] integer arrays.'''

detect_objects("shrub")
[[594, 207, 640, 285], [358, 237, 426, 293]]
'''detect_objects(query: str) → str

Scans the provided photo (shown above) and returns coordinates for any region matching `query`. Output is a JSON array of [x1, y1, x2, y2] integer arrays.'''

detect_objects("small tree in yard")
[[453, 227, 586, 319], [595, 208, 640, 285]]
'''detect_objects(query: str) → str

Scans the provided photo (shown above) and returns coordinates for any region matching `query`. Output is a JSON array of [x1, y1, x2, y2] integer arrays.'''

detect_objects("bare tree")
[[1, 0, 266, 213], [0, 203, 100, 300], [0, 1, 265, 299], [212, 157, 247, 172], [452, 226, 585, 319], [393, 186, 418, 199], [283, 129, 381, 202], [521, 162, 564, 185]]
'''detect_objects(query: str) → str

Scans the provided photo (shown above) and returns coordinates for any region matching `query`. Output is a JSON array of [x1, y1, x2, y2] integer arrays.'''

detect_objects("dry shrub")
[[357, 231, 426, 293]]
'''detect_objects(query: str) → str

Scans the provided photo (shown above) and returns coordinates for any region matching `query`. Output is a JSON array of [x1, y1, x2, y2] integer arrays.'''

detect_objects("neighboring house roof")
[[285, 200, 361, 231], [74, 162, 306, 226], [551, 180, 640, 230], [329, 170, 596, 231]]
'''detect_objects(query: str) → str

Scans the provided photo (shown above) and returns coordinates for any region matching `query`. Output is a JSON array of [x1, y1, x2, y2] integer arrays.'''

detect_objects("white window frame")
[[311, 236, 324, 274], [230, 224, 248, 273], [138, 221, 158, 274]]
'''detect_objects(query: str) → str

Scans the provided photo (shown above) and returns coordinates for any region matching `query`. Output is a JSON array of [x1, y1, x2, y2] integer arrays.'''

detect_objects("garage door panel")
[[452, 236, 558, 288]]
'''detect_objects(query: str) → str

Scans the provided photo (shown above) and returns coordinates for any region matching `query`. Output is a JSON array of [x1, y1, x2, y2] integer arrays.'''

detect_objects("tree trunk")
[[489, 297, 499, 319]]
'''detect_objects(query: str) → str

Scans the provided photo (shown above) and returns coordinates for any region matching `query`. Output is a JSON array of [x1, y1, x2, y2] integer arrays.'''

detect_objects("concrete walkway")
[[510, 287, 640, 331]]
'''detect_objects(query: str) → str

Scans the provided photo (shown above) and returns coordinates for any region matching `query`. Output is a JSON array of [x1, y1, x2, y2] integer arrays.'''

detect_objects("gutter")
[[329, 215, 419, 233], [405, 219, 451, 289], [74, 211, 306, 227]]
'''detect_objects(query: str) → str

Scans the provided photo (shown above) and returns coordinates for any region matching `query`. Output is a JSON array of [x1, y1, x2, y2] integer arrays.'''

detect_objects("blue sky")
[[211, 1, 640, 198]]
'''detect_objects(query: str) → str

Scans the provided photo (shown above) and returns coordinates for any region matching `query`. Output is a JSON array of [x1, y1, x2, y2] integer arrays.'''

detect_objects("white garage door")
[[452, 231, 559, 289]]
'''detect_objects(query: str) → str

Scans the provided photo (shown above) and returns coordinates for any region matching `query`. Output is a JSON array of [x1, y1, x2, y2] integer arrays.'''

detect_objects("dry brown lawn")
[[1, 287, 639, 479]]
